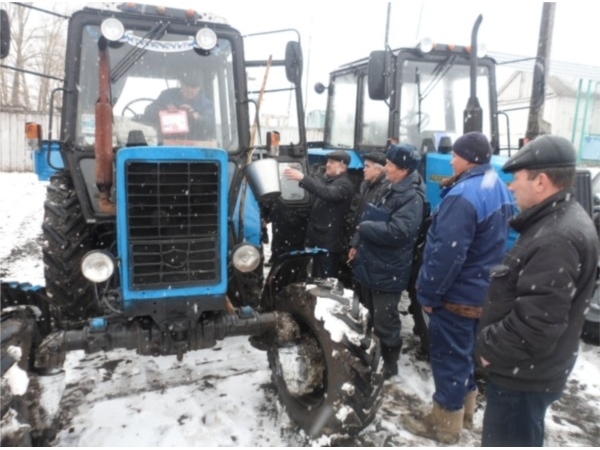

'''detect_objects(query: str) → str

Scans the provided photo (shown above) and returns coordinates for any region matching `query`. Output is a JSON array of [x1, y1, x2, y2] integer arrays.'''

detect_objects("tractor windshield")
[[398, 57, 492, 151], [76, 24, 239, 151], [322, 54, 494, 152]]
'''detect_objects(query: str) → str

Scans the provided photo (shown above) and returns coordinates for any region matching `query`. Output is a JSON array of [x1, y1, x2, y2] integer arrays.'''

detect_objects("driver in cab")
[[144, 72, 215, 142]]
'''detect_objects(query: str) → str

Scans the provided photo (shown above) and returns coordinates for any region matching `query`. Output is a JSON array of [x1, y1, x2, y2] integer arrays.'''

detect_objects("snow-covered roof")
[[490, 51, 600, 82]]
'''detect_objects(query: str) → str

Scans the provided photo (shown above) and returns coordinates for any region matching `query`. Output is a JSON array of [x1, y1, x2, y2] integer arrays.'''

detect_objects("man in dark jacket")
[[284, 151, 354, 278], [404, 132, 515, 444], [263, 199, 310, 266], [144, 72, 215, 141], [350, 144, 426, 379], [476, 135, 599, 447], [348, 151, 388, 250]]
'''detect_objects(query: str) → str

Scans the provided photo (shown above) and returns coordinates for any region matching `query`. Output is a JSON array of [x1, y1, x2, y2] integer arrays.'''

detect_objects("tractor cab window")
[[327, 72, 358, 149], [398, 58, 491, 152], [76, 25, 239, 151], [360, 75, 390, 146], [246, 64, 301, 147]]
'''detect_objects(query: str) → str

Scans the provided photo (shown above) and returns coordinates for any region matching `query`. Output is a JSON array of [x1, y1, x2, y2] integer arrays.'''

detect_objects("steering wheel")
[[120, 98, 155, 117], [400, 112, 430, 130]]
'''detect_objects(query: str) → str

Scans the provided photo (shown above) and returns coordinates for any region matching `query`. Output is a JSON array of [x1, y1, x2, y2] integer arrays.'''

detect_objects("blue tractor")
[[0, 3, 382, 444]]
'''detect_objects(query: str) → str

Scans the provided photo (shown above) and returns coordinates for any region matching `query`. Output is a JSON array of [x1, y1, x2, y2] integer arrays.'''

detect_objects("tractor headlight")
[[195, 28, 217, 51], [232, 244, 261, 273], [417, 37, 434, 54], [81, 251, 115, 283], [101, 18, 125, 42]]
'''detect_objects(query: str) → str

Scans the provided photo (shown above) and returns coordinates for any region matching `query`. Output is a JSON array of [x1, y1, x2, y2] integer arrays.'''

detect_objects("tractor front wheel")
[[268, 283, 383, 437]]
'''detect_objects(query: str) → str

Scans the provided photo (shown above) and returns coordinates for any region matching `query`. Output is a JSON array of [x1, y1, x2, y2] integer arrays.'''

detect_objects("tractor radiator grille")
[[125, 161, 220, 289]]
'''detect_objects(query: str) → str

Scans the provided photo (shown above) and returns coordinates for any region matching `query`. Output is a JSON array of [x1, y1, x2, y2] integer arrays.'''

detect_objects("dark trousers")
[[311, 252, 340, 279], [429, 307, 478, 411], [357, 284, 402, 348], [482, 378, 562, 447]]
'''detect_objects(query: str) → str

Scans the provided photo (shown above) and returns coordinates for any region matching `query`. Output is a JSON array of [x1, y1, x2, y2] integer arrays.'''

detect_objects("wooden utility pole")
[[525, 2, 556, 141]]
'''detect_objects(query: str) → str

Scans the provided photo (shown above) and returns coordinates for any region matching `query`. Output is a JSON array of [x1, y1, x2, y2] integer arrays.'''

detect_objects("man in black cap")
[[476, 135, 599, 447], [348, 151, 389, 251], [404, 131, 515, 444], [350, 144, 426, 379], [144, 72, 215, 141], [284, 151, 354, 278]]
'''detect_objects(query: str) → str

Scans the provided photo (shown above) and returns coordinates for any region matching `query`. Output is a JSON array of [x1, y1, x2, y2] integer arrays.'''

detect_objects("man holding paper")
[[144, 72, 215, 142], [350, 143, 426, 379]]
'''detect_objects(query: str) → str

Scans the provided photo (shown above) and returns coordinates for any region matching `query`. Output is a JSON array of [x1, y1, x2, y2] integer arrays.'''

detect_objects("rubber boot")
[[381, 344, 401, 379], [463, 389, 477, 429], [403, 401, 464, 445]]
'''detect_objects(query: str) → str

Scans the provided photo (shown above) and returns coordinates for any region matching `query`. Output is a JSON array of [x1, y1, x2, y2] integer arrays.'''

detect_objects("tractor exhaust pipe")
[[464, 14, 483, 134], [96, 37, 116, 215]]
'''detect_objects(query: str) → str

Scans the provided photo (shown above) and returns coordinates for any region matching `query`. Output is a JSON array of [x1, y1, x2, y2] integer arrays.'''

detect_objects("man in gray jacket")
[[348, 151, 388, 251], [476, 135, 599, 446]]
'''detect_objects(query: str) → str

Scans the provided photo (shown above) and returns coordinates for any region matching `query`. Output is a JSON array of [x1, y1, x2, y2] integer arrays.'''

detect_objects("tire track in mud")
[[0, 235, 44, 284], [548, 378, 600, 446], [61, 351, 267, 403], [0, 236, 43, 270]]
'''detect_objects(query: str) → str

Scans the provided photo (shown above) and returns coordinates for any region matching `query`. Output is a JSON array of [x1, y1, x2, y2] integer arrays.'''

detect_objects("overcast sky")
[[26, 2, 599, 112], [134, 1, 597, 111]]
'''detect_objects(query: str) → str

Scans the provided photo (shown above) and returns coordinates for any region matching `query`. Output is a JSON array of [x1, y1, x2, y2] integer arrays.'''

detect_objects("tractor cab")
[[312, 19, 513, 210]]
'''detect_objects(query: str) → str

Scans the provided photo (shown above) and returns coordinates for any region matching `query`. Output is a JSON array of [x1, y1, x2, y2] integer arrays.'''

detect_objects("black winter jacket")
[[300, 172, 354, 253], [352, 171, 426, 292], [349, 174, 388, 248], [476, 188, 599, 393]]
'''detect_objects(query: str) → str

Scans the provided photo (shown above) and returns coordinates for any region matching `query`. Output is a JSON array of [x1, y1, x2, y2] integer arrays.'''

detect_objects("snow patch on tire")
[[314, 295, 369, 346]]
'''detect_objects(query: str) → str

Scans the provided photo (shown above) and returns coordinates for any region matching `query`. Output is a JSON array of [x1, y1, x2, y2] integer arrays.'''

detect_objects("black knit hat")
[[180, 71, 202, 87], [502, 135, 576, 173], [452, 132, 492, 164], [386, 143, 421, 172], [363, 151, 387, 166], [327, 150, 350, 165]]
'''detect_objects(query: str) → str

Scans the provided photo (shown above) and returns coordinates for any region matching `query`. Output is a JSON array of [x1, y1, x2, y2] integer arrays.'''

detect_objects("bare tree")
[[0, 2, 70, 112], [32, 5, 68, 112], [4, 2, 33, 110]]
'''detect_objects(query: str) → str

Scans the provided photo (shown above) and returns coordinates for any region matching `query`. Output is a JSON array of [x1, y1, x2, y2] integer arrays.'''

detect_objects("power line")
[[12, 2, 69, 19]]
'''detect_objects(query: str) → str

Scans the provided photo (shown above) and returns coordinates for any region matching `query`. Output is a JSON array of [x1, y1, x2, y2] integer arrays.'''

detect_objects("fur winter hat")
[[386, 144, 421, 173]]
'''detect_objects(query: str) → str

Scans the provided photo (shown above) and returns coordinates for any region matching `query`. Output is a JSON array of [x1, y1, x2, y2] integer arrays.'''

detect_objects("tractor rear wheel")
[[268, 283, 383, 437], [42, 171, 99, 322]]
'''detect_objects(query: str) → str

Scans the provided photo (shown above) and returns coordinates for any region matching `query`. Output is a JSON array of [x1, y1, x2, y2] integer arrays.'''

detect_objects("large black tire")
[[1, 307, 64, 446], [42, 171, 99, 321], [268, 283, 383, 437], [1, 308, 38, 446]]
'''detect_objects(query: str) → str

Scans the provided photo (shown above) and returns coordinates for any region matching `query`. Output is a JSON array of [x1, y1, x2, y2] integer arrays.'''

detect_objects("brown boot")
[[403, 401, 464, 444], [463, 389, 477, 429]]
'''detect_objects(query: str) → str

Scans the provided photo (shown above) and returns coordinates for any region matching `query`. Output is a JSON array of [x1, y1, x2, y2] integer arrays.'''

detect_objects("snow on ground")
[[1, 171, 599, 447]]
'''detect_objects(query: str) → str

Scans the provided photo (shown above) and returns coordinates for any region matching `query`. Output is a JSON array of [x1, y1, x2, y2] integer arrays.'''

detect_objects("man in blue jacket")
[[404, 132, 515, 444], [350, 144, 426, 379]]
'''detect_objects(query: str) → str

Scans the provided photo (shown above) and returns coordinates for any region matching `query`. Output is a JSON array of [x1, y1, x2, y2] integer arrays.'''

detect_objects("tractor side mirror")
[[1, 9, 10, 59], [285, 41, 303, 84]]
